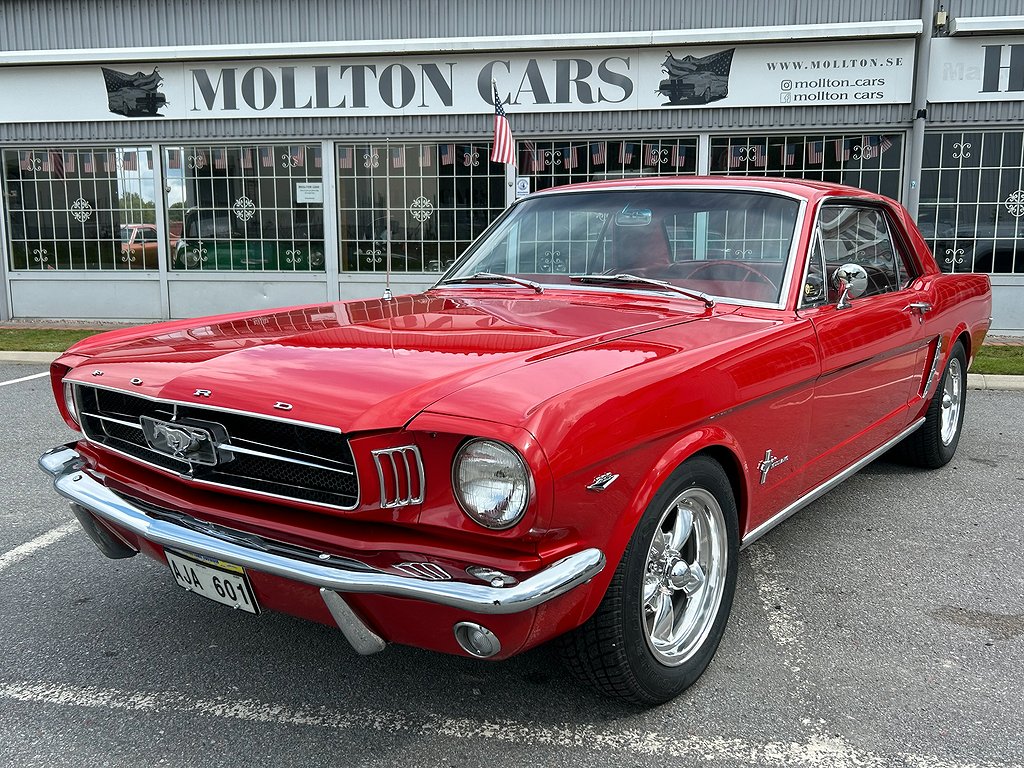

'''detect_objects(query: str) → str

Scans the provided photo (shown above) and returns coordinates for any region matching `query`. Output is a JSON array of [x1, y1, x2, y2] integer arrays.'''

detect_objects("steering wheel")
[[685, 260, 778, 291]]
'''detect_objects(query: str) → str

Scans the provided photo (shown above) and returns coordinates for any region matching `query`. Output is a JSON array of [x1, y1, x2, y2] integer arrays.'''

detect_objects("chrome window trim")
[[69, 382, 360, 511]]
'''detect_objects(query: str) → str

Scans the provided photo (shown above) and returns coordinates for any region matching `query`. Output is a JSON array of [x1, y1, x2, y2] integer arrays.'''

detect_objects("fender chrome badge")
[[758, 449, 789, 484], [193, 389, 212, 398]]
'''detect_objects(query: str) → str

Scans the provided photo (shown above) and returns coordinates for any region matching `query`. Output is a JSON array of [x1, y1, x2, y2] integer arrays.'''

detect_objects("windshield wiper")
[[437, 272, 544, 294], [572, 273, 715, 308]]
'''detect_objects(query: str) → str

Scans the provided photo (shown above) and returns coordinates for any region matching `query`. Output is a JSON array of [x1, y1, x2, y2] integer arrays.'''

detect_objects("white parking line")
[[0, 521, 78, 574], [0, 680, 1017, 768], [0, 371, 48, 388]]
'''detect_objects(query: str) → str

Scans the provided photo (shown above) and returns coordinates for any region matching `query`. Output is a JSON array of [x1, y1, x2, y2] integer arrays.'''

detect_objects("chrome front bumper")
[[39, 446, 606, 617]]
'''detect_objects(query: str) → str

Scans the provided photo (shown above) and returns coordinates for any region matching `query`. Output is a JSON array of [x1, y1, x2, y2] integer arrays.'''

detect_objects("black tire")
[[892, 340, 967, 468], [559, 456, 739, 705]]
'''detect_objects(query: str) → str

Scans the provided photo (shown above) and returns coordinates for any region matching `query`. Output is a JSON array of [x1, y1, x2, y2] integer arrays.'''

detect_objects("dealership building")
[[1, 0, 1023, 331]]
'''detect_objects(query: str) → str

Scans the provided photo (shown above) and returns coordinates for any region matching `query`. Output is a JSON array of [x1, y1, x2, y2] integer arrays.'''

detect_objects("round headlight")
[[63, 381, 79, 425], [453, 439, 531, 530]]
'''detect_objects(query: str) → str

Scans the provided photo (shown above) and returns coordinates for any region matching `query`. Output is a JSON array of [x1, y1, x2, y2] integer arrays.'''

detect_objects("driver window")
[[817, 205, 901, 298]]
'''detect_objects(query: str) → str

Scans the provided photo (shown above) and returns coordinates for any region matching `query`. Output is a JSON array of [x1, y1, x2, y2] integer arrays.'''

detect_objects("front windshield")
[[443, 189, 801, 305]]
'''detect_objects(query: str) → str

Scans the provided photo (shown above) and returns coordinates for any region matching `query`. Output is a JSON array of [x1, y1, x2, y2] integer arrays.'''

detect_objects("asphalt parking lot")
[[1, 360, 1021, 768]]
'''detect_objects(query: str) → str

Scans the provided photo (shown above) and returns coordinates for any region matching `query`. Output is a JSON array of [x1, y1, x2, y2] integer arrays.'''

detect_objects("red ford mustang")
[[41, 178, 991, 704]]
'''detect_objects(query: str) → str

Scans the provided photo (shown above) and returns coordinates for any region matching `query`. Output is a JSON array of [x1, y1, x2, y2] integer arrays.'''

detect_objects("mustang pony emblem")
[[140, 417, 219, 466]]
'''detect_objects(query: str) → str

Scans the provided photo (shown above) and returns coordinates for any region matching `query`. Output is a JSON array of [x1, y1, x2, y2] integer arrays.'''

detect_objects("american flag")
[[213, 149, 226, 169], [807, 141, 824, 164], [644, 144, 660, 167], [260, 147, 273, 168], [783, 144, 796, 166], [563, 145, 578, 170], [671, 143, 686, 168], [167, 149, 181, 169], [338, 146, 353, 169], [122, 151, 137, 171], [104, 152, 116, 172], [440, 144, 455, 165], [833, 138, 851, 162], [312, 147, 322, 169], [391, 145, 405, 169], [861, 135, 878, 159], [419, 145, 433, 168], [620, 142, 635, 164], [19, 151, 34, 171], [49, 151, 65, 178], [241, 148, 253, 169], [590, 142, 606, 166], [753, 144, 767, 168], [880, 135, 894, 154], [39, 154, 50, 173], [490, 84, 515, 166], [144, 150, 153, 170], [729, 145, 742, 169], [83, 152, 95, 173], [521, 141, 543, 172], [290, 146, 305, 167], [63, 151, 76, 174]]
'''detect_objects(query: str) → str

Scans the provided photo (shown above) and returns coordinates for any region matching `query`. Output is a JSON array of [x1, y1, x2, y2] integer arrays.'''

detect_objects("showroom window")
[[2, 146, 157, 270], [167, 143, 325, 272], [919, 131, 1024, 274], [520, 138, 699, 192], [709, 134, 904, 200], [337, 142, 506, 274]]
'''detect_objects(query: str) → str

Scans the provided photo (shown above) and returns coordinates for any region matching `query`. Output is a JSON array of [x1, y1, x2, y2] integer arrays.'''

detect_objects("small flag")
[[39, 154, 50, 173], [861, 135, 878, 159], [619, 142, 635, 164], [20, 151, 34, 171], [50, 151, 65, 178], [644, 144, 660, 167], [729, 146, 742, 169], [338, 146, 353, 169], [83, 152, 95, 173], [419, 145, 433, 168], [290, 146, 305, 167], [563, 145, 578, 170], [312, 147, 322, 169], [213, 149, 226, 169], [833, 138, 851, 162], [807, 141, 824, 164], [783, 144, 796, 166], [241, 149, 253, 169], [63, 151, 76, 174], [260, 147, 273, 168], [122, 151, 137, 171], [490, 84, 515, 166], [104, 152, 116, 172], [671, 143, 687, 168], [753, 144, 767, 168], [880, 135, 894, 154], [390, 145, 405, 169], [440, 144, 455, 166], [590, 142, 606, 166], [167, 149, 181, 170]]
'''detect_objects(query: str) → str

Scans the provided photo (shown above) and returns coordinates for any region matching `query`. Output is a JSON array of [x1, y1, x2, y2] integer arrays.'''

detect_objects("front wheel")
[[560, 456, 738, 704]]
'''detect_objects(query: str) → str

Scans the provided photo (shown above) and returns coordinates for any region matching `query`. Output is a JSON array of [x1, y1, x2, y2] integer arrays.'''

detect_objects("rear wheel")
[[560, 456, 738, 704], [893, 340, 967, 468]]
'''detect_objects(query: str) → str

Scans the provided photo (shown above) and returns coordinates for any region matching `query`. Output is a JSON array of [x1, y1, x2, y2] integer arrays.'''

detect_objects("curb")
[[2, 352, 1023, 391]]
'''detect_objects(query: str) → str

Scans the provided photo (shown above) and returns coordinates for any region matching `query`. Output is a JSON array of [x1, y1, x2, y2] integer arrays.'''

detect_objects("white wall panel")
[[10, 277, 162, 319], [168, 279, 328, 319]]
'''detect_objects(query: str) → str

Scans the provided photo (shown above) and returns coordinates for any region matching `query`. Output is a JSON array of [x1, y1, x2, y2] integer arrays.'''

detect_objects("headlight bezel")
[[451, 438, 533, 531], [63, 380, 79, 426]]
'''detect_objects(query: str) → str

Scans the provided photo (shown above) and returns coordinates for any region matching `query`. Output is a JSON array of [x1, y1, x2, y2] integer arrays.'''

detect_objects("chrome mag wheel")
[[641, 486, 728, 666], [940, 355, 963, 446]]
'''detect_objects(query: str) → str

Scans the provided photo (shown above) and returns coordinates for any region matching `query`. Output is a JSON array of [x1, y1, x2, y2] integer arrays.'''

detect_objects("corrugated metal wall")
[[948, 0, 1024, 17], [0, 0, 921, 51], [929, 102, 1024, 125], [0, 105, 917, 144]]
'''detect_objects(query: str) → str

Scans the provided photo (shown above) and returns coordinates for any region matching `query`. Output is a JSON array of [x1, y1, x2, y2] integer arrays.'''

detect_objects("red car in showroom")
[[41, 178, 991, 704]]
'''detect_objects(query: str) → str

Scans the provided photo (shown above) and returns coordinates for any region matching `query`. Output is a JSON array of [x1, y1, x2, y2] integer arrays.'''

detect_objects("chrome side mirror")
[[831, 263, 868, 309]]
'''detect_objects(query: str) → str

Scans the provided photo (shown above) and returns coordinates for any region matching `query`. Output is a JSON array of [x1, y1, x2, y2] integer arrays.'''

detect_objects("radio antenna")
[[383, 137, 393, 301]]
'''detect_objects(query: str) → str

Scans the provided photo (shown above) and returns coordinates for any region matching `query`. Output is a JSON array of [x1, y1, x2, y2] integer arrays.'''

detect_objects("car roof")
[[530, 175, 886, 204]]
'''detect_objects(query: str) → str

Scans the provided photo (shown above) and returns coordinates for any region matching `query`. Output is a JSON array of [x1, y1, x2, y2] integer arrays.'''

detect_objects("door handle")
[[906, 302, 932, 313]]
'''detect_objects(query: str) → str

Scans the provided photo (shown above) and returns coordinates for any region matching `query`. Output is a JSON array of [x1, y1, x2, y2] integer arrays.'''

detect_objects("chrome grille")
[[371, 445, 424, 508], [74, 385, 358, 509]]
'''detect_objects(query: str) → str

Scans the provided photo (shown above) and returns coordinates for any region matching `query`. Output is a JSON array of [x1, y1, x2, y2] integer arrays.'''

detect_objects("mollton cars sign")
[[0, 39, 915, 123]]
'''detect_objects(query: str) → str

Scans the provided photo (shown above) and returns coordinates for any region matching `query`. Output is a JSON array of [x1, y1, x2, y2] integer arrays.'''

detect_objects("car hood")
[[62, 290, 717, 433]]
